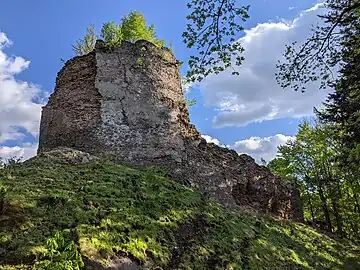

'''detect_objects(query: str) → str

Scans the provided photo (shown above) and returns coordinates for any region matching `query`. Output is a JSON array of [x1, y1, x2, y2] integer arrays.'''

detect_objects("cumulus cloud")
[[201, 134, 293, 164], [201, 135, 221, 145], [0, 31, 44, 142], [197, 3, 332, 128], [228, 134, 294, 164], [0, 143, 38, 161]]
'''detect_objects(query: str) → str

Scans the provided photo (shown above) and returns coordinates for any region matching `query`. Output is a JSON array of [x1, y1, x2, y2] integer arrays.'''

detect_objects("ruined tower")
[[38, 40, 303, 220]]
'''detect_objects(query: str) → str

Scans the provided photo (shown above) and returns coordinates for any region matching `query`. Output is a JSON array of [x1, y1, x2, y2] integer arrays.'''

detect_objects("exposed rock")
[[84, 256, 144, 270], [38, 40, 303, 221], [35, 147, 99, 164]]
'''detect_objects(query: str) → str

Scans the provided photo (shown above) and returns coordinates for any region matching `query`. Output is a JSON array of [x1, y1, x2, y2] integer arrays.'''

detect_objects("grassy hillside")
[[0, 154, 359, 269]]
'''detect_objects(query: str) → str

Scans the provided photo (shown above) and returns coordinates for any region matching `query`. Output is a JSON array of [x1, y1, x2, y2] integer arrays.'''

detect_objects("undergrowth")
[[0, 157, 359, 269]]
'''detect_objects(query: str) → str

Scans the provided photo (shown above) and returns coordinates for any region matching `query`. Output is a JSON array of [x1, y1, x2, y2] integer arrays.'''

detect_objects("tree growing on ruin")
[[72, 24, 97, 56], [72, 11, 165, 56]]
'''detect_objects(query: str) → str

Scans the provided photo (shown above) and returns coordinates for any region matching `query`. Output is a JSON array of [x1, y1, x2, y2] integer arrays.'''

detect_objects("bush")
[[72, 24, 97, 56], [34, 231, 84, 270], [73, 11, 166, 55]]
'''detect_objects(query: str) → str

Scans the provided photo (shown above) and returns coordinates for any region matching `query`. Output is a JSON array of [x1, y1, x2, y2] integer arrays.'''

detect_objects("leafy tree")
[[72, 24, 97, 56], [73, 11, 166, 56], [276, 0, 360, 92], [317, 23, 360, 173], [183, 0, 250, 82], [276, 0, 360, 189], [72, 3, 254, 80], [121, 11, 165, 48], [100, 21, 123, 47], [268, 120, 360, 239]]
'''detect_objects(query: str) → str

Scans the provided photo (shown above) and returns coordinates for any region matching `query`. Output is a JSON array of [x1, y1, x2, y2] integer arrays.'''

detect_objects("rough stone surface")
[[38, 40, 303, 221], [84, 256, 144, 270], [34, 147, 99, 165]]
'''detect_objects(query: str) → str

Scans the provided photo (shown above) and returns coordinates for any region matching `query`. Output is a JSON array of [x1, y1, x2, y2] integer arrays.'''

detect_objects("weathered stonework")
[[38, 40, 303, 221]]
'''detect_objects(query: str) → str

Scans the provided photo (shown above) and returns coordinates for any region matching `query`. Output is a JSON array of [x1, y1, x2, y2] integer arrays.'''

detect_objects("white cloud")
[[0, 143, 38, 161], [181, 78, 192, 93], [202, 134, 293, 164], [197, 3, 332, 128], [0, 31, 44, 142], [201, 135, 220, 145], [0, 129, 25, 143], [228, 134, 294, 164]]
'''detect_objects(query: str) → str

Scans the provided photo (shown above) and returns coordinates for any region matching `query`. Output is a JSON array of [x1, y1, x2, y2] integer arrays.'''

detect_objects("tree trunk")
[[353, 191, 360, 215], [331, 200, 344, 237], [318, 187, 333, 232], [0, 200, 4, 214], [308, 197, 315, 222]]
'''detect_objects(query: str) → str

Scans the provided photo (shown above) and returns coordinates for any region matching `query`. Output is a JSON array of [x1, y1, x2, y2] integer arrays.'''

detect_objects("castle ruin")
[[38, 40, 303, 220]]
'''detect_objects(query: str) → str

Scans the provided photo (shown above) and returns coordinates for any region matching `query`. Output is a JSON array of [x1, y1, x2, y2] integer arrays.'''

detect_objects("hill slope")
[[0, 150, 359, 269]]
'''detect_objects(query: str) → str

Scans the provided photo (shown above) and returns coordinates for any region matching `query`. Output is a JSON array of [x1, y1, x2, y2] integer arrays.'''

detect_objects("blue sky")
[[0, 0, 330, 162]]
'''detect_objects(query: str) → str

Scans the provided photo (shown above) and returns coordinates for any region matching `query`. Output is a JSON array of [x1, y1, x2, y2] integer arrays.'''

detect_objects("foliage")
[[0, 156, 359, 269], [73, 11, 166, 56], [183, 0, 250, 82], [121, 11, 165, 48], [316, 16, 360, 175], [185, 97, 196, 108], [72, 24, 97, 56], [276, 0, 360, 92], [33, 231, 84, 270], [275, 1, 360, 228], [100, 21, 122, 47], [176, 97, 197, 109], [268, 120, 360, 240], [136, 57, 144, 65], [0, 160, 6, 214], [72, 3, 255, 83], [0, 182, 7, 214]]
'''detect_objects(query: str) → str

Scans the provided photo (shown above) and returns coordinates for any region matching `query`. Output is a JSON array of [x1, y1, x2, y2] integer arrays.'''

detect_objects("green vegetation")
[[0, 156, 359, 269], [33, 231, 84, 270], [268, 121, 360, 241], [120, 11, 165, 48], [0, 182, 6, 214], [72, 11, 166, 56], [276, 0, 360, 178], [176, 97, 196, 109], [72, 24, 97, 56], [183, 0, 250, 82], [136, 57, 144, 65], [272, 0, 360, 243]]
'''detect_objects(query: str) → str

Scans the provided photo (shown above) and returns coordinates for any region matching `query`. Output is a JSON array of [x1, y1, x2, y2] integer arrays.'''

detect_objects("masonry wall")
[[38, 40, 303, 221], [92, 40, 198, 165], [38, 52, 102, 154]]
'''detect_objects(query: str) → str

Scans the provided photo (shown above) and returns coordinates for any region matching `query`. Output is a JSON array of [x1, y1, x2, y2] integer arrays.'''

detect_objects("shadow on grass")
[[1, 159, 359, 269], [0, 202, 36, 265]]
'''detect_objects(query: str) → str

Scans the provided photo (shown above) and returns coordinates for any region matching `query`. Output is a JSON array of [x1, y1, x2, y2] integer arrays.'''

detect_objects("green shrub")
[[73, 11, 166, 56], [34, 231, 83, 270], [136, 57, 144, 65], [101, 21, 123, 47], [72, 24, 97, 56]]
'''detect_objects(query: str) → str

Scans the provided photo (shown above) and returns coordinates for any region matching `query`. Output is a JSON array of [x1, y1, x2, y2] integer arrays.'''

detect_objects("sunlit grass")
[[0, 156, 359, 269]]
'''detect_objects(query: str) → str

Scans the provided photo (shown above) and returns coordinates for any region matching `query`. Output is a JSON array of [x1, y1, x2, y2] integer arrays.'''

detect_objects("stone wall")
[[38, 52, 102, 153], [38, 40, 303, 221]]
